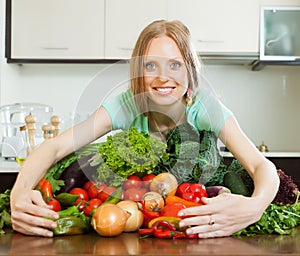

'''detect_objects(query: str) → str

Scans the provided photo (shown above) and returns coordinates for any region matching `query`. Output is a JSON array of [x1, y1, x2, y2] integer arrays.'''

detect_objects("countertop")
[[1, 227, 300, 255], [1, 151, 300, 173]]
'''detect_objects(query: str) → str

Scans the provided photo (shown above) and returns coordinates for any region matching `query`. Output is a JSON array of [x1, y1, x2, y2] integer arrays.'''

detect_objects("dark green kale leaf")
[[153, 123, 223, 185]]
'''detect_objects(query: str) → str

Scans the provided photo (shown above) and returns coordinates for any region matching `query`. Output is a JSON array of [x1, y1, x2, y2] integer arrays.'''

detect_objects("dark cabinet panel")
[[0, 173, 18, 193], [224, 157, 300, 188]]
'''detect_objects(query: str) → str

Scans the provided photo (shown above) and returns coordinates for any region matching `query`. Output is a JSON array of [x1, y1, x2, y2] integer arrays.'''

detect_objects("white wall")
[[1, 1, 300, 151]]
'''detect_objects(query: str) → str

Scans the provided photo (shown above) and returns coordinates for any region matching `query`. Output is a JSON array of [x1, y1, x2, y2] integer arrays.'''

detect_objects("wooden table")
[[1, 227, 300, 255]]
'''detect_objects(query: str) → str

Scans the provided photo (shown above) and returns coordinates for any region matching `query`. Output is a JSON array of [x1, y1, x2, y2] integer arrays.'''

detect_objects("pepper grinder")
[[42, 124, 55, 139], [25, 113, 36, 153], [50, 115, 62, 137]]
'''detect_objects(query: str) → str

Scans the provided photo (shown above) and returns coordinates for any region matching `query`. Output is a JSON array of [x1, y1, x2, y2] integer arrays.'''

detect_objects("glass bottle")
[[16, 125, 29, 165]]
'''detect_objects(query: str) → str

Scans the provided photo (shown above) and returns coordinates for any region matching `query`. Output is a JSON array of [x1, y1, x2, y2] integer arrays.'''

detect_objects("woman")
[[10, 20, 279, 238]]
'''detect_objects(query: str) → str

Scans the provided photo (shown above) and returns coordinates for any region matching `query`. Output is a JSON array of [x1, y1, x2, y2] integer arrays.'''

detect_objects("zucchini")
[[224, 171, 250, 196]]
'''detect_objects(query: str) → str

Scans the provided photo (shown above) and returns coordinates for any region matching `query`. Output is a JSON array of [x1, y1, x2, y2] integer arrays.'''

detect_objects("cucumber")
[[224, 171, 250, 196]]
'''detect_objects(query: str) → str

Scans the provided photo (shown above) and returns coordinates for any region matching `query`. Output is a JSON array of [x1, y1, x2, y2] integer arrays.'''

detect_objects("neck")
[[148, 99, 187, 141]]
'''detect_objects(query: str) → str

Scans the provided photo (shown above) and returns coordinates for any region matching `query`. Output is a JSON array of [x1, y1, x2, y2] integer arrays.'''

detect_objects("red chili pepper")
[[138, 228, 154, 236], [153, 230, 181, 239], [36, 178, 53, 199], [151, 220, 176, 232], [138, 200, 160, 219]]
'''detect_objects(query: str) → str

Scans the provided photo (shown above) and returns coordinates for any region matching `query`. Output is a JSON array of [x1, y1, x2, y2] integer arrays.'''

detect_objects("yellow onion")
[[142, 191, 164, 212], [150, 172, 178, 197], [117, 200, 143, 232], [92, 203, 129, 237]]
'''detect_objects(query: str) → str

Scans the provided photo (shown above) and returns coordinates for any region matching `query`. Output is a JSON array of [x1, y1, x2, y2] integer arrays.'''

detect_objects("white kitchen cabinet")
[[105, 0, 168, 59], [9, 0, 105, 60], [167, 0, 260, 55], [260, 0, 300, 6]]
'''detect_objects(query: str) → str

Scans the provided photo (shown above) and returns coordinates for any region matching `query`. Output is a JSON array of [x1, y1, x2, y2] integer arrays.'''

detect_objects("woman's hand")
[[10, 189, 59, 237], [178, 193, 264, 238]]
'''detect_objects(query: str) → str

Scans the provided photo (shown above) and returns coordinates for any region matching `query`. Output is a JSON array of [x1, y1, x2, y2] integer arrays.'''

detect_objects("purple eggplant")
[[58, 153, 99, 193], [206, 186, 231, 198]]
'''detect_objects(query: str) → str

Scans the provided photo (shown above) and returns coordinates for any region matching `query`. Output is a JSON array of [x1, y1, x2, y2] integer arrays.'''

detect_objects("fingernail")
[[179, 221, 185, 227], [51, 222, 57, 228], [185, 229, 192, 235], [46, 231, 53, 237], [178, 211, 184, 217]]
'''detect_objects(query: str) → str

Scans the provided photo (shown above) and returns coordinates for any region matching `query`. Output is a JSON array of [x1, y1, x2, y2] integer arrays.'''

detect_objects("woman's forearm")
[[251, 159, 280, 209]]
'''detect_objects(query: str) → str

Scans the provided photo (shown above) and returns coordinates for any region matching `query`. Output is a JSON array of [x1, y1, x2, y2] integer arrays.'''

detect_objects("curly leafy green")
[[96, 127, 168, 186]]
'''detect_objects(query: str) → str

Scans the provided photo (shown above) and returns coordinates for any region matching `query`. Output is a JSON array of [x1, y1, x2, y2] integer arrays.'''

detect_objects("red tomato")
[[98, 186, 116, 202], [160, 202, 186, 217], [46, 198, 61, 212], [83, 198, 102, 217], [142, 173, 156, 190], [123, 187, 146, 201], [122, 175, 142, 190], [83, 181, 96, 191], [88, 185, 99, 199], [96, 184, 107, 197], [70, 188, 89, 201]]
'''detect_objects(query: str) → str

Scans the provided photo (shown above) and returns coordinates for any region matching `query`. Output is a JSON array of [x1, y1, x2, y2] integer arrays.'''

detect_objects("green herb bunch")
[[235, 193, 300, 236], [0, 189, 12, 234]]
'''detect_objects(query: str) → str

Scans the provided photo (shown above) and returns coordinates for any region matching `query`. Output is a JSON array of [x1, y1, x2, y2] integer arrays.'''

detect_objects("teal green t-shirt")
[[102, 89, 232, 136]]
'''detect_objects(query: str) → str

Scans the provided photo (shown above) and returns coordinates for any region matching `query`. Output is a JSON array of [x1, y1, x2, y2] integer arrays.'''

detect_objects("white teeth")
[[156, 87, 173, 93]]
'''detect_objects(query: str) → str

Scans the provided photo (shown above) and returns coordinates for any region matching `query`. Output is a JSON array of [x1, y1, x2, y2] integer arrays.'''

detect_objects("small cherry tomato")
[[98, 186, 116, 202], [83, 181, 96, 192], [83, 198, 102, 217], [122, 175, 142, 190], [123, 187, 146, 201], [88, 184, 99, 199], [46, 198, 61, 212], [96, 184, 107, 197], [142, 173, 156, 190], [70, 187, 89, 201]]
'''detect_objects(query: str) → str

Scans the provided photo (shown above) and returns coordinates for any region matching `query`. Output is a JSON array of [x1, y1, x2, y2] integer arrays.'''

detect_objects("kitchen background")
[[0, 0, 300, 153]]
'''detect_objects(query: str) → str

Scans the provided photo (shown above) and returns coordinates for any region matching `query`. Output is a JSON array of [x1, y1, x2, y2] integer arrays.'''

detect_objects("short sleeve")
[[186, 89, 232, 135], [102, 89, 148, 132]]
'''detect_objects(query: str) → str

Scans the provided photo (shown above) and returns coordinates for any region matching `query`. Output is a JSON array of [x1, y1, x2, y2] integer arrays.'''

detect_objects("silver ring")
[[208, 215, 215, 225]]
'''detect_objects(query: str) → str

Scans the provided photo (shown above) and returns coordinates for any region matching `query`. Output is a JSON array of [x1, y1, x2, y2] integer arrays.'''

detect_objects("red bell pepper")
[[176, 182, 208, 204]]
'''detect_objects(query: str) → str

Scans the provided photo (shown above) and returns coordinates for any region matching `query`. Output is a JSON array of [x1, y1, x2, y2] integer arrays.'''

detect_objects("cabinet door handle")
[[42, 47, 69, 50], [197, 39, 224, 43]]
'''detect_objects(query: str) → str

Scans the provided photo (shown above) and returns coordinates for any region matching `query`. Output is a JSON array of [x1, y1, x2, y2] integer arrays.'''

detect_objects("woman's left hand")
[[178, 192, 264, 238]]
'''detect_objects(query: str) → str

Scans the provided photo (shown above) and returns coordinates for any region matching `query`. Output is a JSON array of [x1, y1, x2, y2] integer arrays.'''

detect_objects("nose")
[[157, 66, 170, 82]]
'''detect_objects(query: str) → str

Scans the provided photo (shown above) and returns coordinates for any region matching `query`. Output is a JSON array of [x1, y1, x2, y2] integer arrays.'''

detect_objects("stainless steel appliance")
[[0, 103, 54, 159]]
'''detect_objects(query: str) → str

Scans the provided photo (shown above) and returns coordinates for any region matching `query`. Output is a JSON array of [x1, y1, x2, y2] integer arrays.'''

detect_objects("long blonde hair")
[[129, 20, 201, 114]]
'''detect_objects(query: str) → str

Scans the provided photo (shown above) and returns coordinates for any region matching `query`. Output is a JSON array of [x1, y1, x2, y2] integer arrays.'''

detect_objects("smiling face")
[[143, 36, 189, 107]]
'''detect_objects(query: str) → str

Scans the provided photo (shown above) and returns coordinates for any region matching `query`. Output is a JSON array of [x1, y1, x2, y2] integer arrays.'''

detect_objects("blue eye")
[[145, 62, 156, 70], [171, 61, 181, 69]]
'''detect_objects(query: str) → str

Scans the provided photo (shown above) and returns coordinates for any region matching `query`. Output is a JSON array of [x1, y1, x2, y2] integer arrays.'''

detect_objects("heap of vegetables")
[[1, 125, 300, 238]]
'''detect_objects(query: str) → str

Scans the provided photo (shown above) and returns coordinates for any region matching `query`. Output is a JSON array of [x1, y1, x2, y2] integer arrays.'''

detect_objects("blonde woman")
[[10, 20, 279, 238]]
